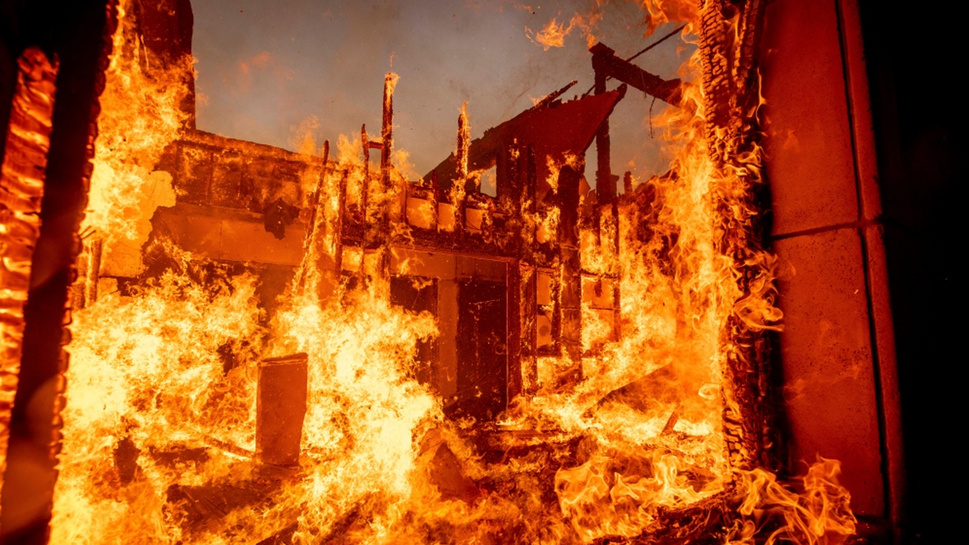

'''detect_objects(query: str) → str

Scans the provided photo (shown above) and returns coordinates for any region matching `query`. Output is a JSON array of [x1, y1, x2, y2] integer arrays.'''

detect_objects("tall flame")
[[81, 1, 191, 277]]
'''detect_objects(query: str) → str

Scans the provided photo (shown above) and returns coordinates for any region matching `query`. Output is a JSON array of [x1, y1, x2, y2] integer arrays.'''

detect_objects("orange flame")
[[48, 0, 855, 543]]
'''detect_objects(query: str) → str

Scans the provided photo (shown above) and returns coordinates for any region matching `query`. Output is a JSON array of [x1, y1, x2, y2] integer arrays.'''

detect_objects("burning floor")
[[0, 0, 904, 543]]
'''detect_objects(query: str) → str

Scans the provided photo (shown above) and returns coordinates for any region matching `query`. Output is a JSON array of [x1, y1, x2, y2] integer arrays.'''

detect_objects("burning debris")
[[0, 1, 864, 544]]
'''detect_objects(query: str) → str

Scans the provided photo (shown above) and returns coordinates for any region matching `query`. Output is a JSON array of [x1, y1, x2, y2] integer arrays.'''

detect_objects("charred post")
[[0, 1, 118, 539], [452, 104, 470, 235], [557, 160, 583, 367], [0, 48, 58, 505], [592, 49, 616, 204]]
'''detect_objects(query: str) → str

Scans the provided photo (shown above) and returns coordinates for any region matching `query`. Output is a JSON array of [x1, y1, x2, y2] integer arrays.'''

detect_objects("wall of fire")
[[0, 0, 958, 543]]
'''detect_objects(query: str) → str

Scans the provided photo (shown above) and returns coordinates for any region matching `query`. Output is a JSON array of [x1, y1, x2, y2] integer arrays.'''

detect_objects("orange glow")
[[48, 1, 856, 543]]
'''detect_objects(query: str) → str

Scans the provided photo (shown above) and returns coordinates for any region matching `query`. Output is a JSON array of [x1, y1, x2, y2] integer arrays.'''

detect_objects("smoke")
[[193, 0, 688, 180]]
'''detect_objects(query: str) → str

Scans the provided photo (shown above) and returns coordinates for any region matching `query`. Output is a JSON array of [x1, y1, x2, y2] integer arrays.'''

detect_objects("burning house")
[[0, 0, 952, 543]]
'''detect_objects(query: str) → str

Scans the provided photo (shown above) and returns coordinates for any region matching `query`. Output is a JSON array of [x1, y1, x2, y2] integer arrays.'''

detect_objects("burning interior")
[[0, 0, 918, 543]]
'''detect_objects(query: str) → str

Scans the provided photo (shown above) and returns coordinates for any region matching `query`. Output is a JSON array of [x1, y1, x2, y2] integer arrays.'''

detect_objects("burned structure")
[[0, 0, 933, 543], [148, 81, 627, 422]]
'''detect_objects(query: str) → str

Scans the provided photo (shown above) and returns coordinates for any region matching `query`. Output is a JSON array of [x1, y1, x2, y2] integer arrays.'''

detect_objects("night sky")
[[191, 0, 692, 185]]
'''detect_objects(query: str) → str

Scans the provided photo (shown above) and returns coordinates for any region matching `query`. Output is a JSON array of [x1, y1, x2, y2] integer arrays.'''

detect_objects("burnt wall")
[[761, 0, 963, 542], [758, 0, 901, 538]]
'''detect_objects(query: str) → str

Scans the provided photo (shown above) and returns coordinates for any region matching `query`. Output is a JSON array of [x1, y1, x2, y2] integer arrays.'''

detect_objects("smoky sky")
[[192, 0, 692, 184]]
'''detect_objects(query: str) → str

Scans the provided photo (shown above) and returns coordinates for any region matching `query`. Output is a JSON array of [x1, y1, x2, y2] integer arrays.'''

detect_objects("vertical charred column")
[[558, 160, 583, 365], [359, 125, 373, 287], [293, 141, 338, 301], [697, 0, 774, 473], [589, 46, 625, 360], [500, 145, 523, 399], [0, 1, 118, 542], [452, 104, 470, 236], [359, 123, 372, 286], [509, 145, 538, 393], [375, 73, 396, 289], [591, 46, 617, 203], [359, 73, 397, 294], [0, 48, 58, 519], [380, 73, 396, 228]]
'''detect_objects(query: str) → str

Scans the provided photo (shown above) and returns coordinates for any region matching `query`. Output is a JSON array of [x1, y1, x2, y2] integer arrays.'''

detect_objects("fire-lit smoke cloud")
[[238, 51, 271, 75], [193, 0, 688, 181]]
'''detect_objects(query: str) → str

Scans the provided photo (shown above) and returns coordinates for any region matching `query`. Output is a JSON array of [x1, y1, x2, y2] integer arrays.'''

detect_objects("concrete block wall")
[[758, 0, 903, 532]]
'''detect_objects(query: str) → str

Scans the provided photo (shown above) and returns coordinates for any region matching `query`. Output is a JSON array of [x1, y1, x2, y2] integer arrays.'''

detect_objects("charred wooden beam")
[[593, 58, 617, 203], [425, 91, 624, 196], [380, 74, 394, 186], [379, 73, 402, 241], [556, 158, 583, 370], [452, 104, 471, 235], [695, 0, 774, 474], [0, 48, 57, 513], [293, 140, 337, 300], [533, 79, 577, 111], [511, 146, 539, 393], [359, 123, 372, 265], [0, 1, 119, 541], [83, 237, 102, 306], [589, 42, 683, 107], [457, 104, 474, 195], [334, 167, 348, 278]]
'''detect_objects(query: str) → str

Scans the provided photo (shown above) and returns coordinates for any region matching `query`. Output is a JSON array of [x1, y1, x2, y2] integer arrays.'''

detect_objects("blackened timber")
[[506, 259, 523, 400], [380, 74, 394, 184], [0, 1, 119, 541], [314, 141, 337, 299], [294, 140, 329, 295], [457, 107, 475, 194], [594, 64, 617, 203], [558, 161, 583, 365], [452, 107, 470, 234], [357, 125, 370, 285], [589, 42, 684, 107], [533, 79, 577, 110], [425, 91, 624, 198], [514, 147, 538, 393], [0, 48, 58, 515], [334, 167, 348, 274], [379, 73, 398, 243]]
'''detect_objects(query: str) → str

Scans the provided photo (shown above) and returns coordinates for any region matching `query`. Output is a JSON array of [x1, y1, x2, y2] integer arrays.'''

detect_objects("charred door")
[[453, 279, 507, 421]]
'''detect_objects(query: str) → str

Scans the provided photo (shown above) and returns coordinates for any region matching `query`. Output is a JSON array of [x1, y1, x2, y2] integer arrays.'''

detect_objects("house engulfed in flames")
[[0, 0, 910, 544], [146, 79, 629, 426]]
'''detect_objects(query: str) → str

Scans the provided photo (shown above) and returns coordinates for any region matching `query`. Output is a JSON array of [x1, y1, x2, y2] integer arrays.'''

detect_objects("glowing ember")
[[47, 1, 856, 543]]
